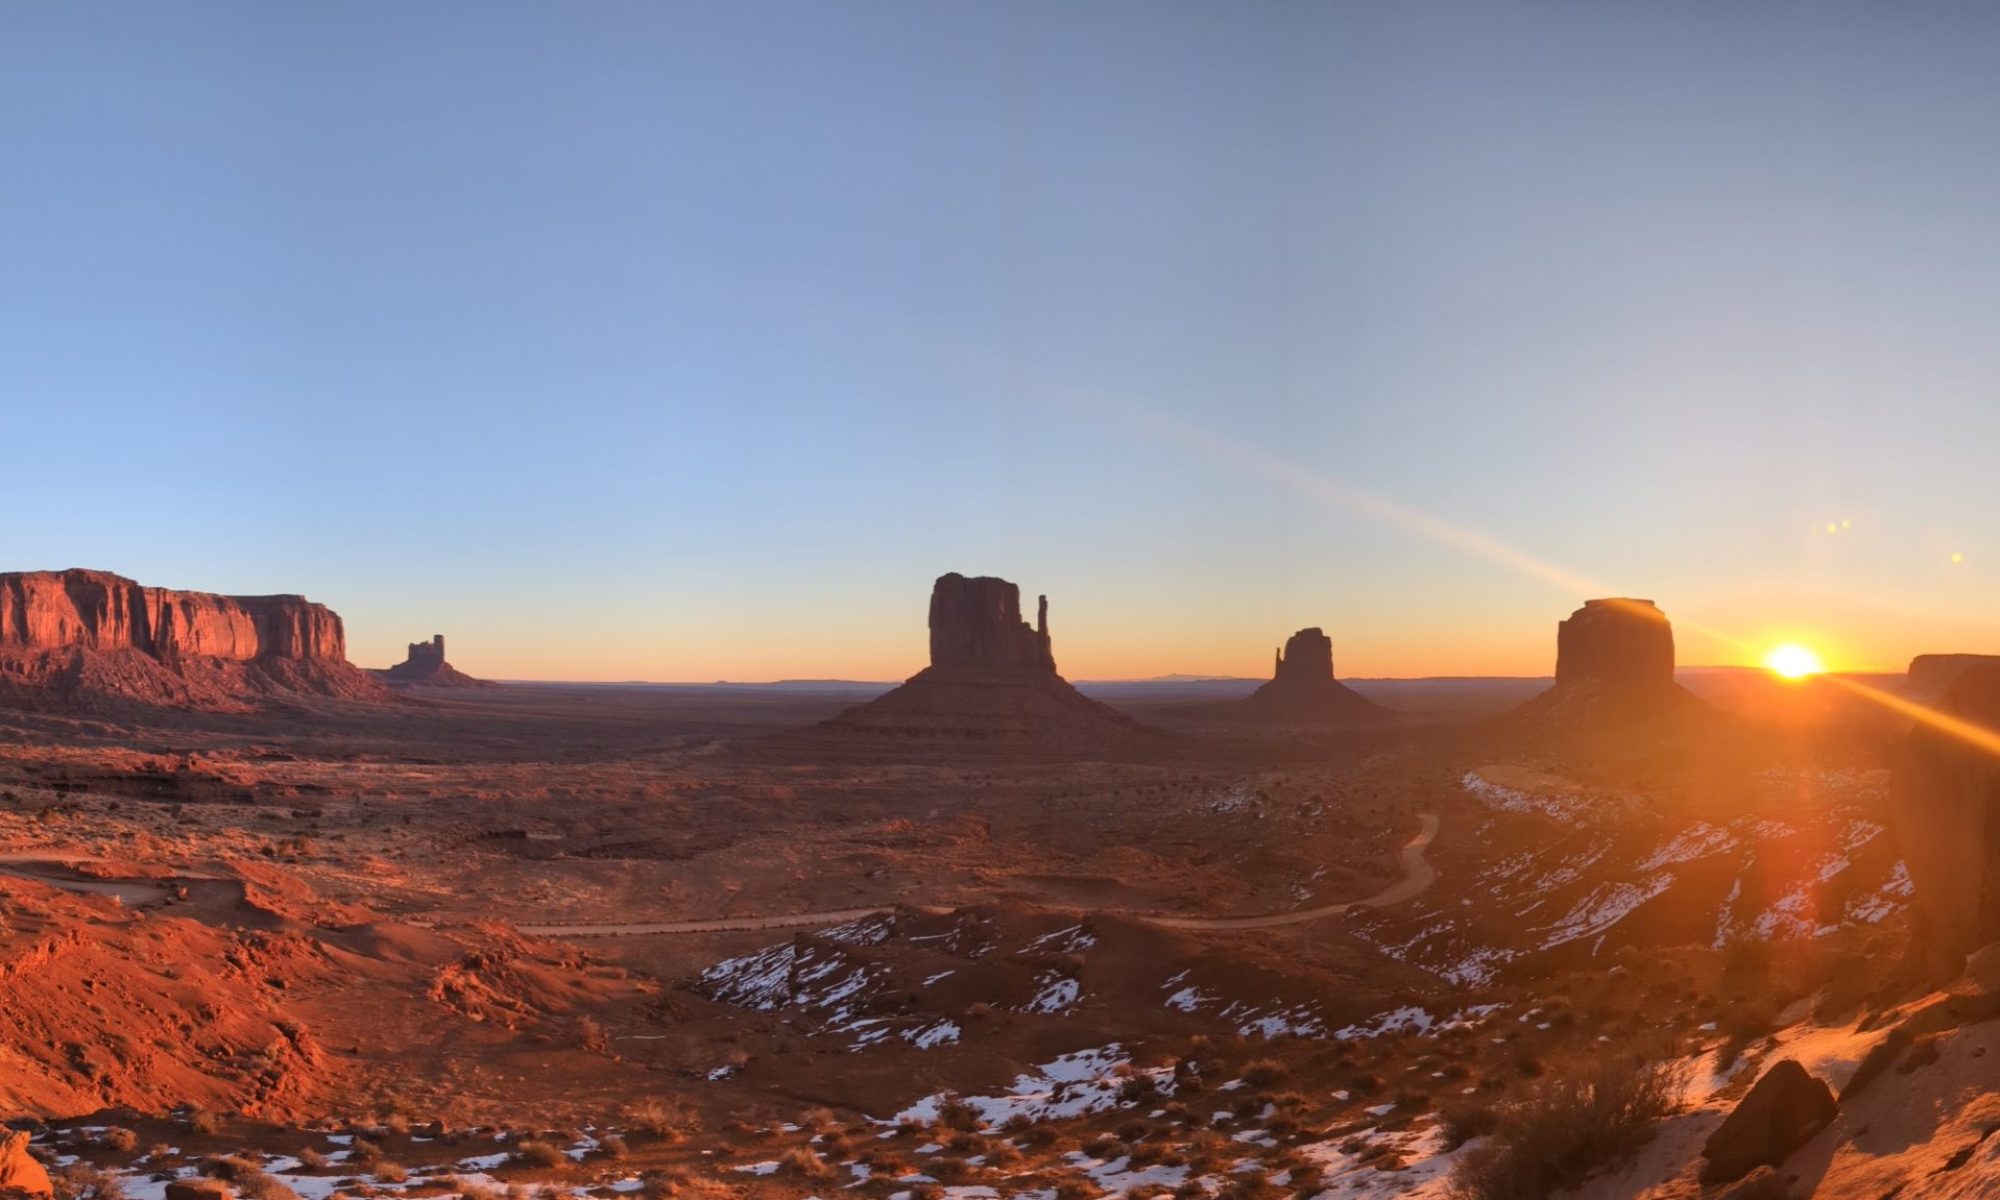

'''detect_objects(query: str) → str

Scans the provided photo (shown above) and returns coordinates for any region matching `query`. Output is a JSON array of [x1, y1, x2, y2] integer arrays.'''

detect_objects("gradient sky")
[[6, 2, 2000, 681]]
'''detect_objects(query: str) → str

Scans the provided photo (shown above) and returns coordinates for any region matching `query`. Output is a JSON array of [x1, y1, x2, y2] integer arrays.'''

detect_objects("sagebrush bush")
[[1447, 1053, 1681, 1200]]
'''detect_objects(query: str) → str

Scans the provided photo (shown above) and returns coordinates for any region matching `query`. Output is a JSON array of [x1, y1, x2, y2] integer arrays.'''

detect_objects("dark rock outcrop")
[[1905, 653, 2000, 703], [929, 573, 1055, 673], [0, 568, 383, 710], [1205, 627, 1388, 723], [788, 573, 1162, 758], [1512, 598, 1707, 726], [378, 634, 495, 688], [1890, 661, 2000, 979], [1699, 1059, 1836, 1183]]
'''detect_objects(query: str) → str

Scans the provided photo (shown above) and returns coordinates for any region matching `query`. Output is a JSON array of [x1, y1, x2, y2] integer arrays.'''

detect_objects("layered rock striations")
[[1513, 597, 1706, 725], [378, 634, 496, 688], [797, 573, 1161, 756], [1210, 627, 1387, 723], [1891, 660, 2000, 978], [0, 568, 382, 709]]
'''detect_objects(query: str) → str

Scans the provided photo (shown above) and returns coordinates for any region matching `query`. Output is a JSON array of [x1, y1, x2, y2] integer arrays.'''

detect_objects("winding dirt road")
[[518, 813, 1441, 939]]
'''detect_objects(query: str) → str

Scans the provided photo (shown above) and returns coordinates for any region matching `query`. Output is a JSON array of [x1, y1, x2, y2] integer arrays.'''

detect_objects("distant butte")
[[0, 567, 383, 710], [1511, 597, 1708, 725], [1903, 653, 2000, 702], [1206, 627, 1389, 723], [783, 572, 1163, 757], [378, 634, 497, 689]]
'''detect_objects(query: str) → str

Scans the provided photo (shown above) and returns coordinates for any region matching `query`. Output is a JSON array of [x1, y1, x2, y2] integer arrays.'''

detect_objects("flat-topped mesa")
[[1905, 653, 2000, 702], [927, 573, 1055, 674], [1554, 598, 1675, 690], [0, 568, 380, 709], [1891, 661, 2000, 979], [0, 568, 346, 663]]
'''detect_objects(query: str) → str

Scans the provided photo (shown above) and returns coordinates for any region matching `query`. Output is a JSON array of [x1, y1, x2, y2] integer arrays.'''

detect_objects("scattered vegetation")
[[1448, 1053, 1682, 1200]]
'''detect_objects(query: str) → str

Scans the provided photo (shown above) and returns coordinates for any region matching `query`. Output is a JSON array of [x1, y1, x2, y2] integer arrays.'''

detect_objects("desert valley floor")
[[8, 663, 1988, 1200]]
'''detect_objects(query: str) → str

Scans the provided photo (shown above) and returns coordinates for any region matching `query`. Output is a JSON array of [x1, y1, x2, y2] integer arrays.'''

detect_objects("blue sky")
[[6, 2, 1999, 679]]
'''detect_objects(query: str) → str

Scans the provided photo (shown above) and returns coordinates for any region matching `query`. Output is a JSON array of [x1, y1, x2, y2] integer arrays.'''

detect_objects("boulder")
[[1890, 661, 2000, 978], [0, 1130, 52, 1200], [1699, 1059, 1836, 1183]]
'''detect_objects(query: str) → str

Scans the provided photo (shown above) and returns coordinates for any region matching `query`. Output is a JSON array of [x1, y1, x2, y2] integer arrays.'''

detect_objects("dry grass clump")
[[1447, 1053, 1681, 1200], [1240, 1058, 1288, 1088], [935, 1094, 982, 1132], [185, 1109, 219, 1136], [509, 1139, 568, 1169], [53, 1164, 125, 1200], [625, 1099, 694, 1142], [594, 1134, 629, 1160], [775, 1148, 834, 1180], [97, 1129, 139, 1155]]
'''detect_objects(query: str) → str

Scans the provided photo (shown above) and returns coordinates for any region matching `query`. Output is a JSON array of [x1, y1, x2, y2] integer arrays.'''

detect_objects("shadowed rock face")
[[0, 568, 345, 663], [1891, 662, 2000, 978], [788, 572, 1160, 758], [379, 634, 495, 688], [928, 573, 1055, 673], [1214, 627, 1386, 723], [1906, 653, 2000, 702], [1554, 598, 1675, 690]]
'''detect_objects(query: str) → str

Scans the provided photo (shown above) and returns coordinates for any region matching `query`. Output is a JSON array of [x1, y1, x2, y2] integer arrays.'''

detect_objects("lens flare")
[[1764, 643, 1825, 680]]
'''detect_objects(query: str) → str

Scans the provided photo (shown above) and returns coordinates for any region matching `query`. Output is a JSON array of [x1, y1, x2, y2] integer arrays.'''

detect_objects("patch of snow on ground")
[[1020, 973, 1080, 1015], [1336, 1005, 1434, 1039], [1539, 873, 1674, 949], [891, 1044, 1173, 1129], [1637, 822, 1737, 870], [1848, 860, 1914, 924]]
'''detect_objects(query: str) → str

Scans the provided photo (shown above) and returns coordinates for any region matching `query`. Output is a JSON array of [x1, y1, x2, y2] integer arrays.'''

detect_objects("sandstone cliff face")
[[1554, 598, 1675, 690], [0, 569, 345, 662], [1272, 627, 1334, 685], [1891, 661, 2000, 977], [0, 568, 379, 710], [928, 573, 1055, 673]]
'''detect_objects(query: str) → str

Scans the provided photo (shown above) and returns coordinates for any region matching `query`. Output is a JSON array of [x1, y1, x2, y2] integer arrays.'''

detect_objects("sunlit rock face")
[[1891, 661, 2000, 978], [0, 568, 346, 663], [1553, 598, 1676, 692], [0, 568, 379, 709], [927, 573, 1056, 674]]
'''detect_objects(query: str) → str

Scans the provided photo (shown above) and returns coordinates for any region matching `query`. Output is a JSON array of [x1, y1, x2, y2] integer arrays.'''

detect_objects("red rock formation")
[[1554, 598, 1674, 690], [1699, 1060, 1836, 1183], [1904, 653, 2000, 702], [1208, 627, 1388, 723], [1514, 598, 1707, 727], [379, 634, 497, 688], [928, 573, 1055, 673], [1891, 661, 2000, 978], [790, 573, 1162, 758], [0, 568, 381, 710]]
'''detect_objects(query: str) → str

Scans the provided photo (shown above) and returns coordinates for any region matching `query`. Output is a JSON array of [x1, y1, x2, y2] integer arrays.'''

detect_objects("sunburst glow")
[[1764, 643, 1825, 680]]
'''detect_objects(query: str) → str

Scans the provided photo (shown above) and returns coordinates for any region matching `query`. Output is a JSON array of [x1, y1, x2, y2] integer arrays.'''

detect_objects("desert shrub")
[[448, 1176, 505, 1200], [796, 1106, 837, 1132], [625, 1099, 690, 1141], [1447, 1054, 1681, 1200], [370, 1162, 407, 1184], [1439, 1098, 1501, 1150], [576, 1017, 609, 1052], [297, 1148, 329, 1171], [1054, 1182, 1097, 1200], [936, 1094, 982, 1133], [510, 1140, 567, 1169], [97, 1129, 139, 1155], [1240, 1058, 1287, 1088], [54, 1165, 125, 1200], [595, 1135, 629, 1160], [381, 1113, 412, 1137], [185, 1109, 219, 1136], [775, 1148, 833, 1180]]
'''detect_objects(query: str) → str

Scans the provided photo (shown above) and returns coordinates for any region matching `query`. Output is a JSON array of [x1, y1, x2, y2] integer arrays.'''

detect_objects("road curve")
[[518, 813, 1441, 939]]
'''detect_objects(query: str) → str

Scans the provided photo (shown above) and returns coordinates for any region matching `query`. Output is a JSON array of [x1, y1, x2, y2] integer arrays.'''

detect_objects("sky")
[[5, 1, 2000, 681]]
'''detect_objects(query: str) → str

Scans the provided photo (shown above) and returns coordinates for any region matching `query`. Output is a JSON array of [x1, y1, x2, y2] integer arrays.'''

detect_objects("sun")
[[1765, 643, 1826, 680]]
